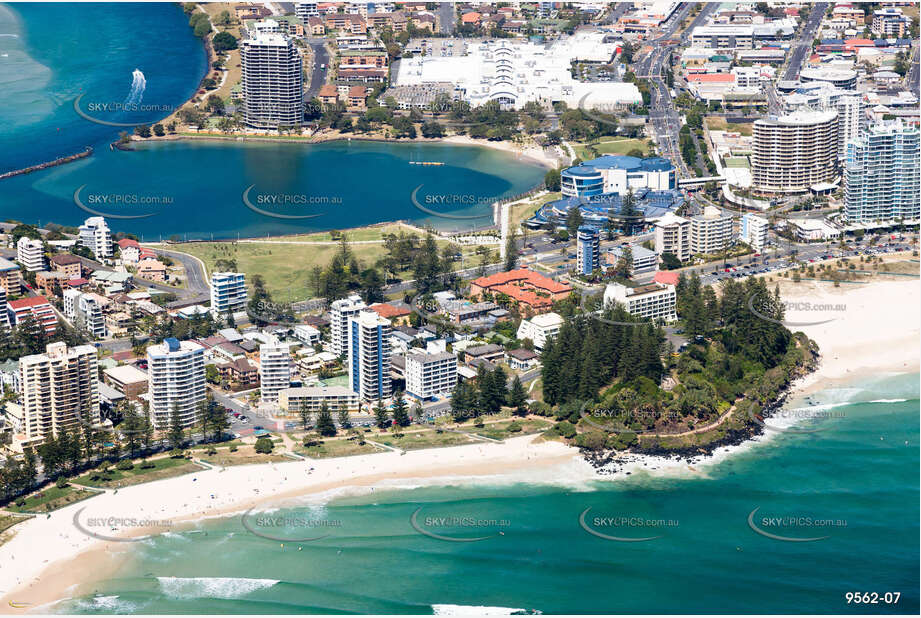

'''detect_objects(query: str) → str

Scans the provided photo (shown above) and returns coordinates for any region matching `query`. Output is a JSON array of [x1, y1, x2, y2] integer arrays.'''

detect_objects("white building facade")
[[147, 338, 206, 429]]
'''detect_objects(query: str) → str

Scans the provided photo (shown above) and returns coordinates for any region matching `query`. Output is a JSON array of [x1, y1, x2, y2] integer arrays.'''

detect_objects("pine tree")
[[337, 405, 351, 429], [299, 398, 312, 431], [122, 402, 141, 457], [315, 402, 336, 436], [391, 391, 410, 427], [508, 375, 527, 416], [167, 402, 185, 450], [373, 399, 390, 428]]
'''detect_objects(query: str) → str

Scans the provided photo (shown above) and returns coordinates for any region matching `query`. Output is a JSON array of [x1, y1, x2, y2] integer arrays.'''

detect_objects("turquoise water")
[[56, 373, 919, 614], [0, 3, 544, 238]]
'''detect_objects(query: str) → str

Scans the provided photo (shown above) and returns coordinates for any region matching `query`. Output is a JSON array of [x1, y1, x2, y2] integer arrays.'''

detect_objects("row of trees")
[[0, 315, 88, 362], [541, 305, 666, 406], [450, 364, 528, 420], [676, 274, 792, 368]]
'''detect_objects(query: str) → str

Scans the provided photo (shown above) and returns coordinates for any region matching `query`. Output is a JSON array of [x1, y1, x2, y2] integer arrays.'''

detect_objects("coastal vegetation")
[[539, 275, 818, 458]]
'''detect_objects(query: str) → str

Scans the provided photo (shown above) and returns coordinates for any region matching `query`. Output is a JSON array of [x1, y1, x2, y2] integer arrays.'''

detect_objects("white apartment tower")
[[751, 109, 839, 194], [16, 236, 45, 272], [241, 32, 304, 129], [654, 213, 691, 263], [78, 216, 113, 259], [329, 294, 367, 357], [18, 342, 100, 444], [741, 213, 769, 250], [259, 338, 292, 404], [405, 351, 457, 400], [348, 310, 392, 402], [689, 206, 734, 255], [210, 272, 247, 317], [147, 338, 206, 429]]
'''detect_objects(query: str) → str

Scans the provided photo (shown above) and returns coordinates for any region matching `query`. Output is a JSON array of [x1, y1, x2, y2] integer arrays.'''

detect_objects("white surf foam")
[[156, 576, 279, 599]]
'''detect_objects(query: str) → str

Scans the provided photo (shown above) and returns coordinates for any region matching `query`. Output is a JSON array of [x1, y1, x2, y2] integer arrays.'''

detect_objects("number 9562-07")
[[845, 592, 900, 604]]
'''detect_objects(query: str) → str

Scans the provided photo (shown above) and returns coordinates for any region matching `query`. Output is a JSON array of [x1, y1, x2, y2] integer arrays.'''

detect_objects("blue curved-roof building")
[[561, 155, 677, 198], [527, 189, 685, 234]]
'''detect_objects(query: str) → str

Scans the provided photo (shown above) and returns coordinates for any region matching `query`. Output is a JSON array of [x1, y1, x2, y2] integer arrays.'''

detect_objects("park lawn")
[[468, 418, 555, 440], [190, 439, 246, 452], [510, 192, 560, 229], [73, 457, 205, 489], [295, 437, 383, 458], [174, 234, 489, 302], [0, 513, 31, 535], [576, 137, 652, 160], [7, 485, 100, 514], [200, 445, 292, 467], [373, 428, 477, 451], [0, 514, 32, 547], [705, 116, 753, 136]]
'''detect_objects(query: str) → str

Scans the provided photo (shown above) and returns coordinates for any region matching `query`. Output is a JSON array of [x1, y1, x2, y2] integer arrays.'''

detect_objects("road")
[[304, 38, 330, 101], [151, 247, 211, 307], [782, 3, 829, 81], [637, 2, 717, 179], [437, 2, 455, 34]]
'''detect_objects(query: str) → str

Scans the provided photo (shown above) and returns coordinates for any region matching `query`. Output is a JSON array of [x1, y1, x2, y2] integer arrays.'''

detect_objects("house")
[[117, 238, 141, 263], [137, 258, 167, 282], [217, 357, 258, 385], [307, 16, 326, 35], [506, 348, 539, 370], [347, 85, 368, 110], [461, 11, 482, 26], [463, 343, 505, 365], [369, 301, 412, 325], [49, 253, 82, 279], [318, 83, 339, 106], [103, 364, 149, 400]]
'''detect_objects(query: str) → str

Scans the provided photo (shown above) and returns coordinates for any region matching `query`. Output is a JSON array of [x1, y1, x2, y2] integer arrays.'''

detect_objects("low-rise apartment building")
[[603, 282, 677, 322]]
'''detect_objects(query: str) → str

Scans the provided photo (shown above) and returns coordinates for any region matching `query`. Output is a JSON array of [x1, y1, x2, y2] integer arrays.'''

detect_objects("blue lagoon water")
[[54, 374, 920, 614], [0, 3, 545, 238]]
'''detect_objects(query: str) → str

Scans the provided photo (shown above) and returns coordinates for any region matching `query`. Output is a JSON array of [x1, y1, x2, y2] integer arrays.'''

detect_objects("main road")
[[782, 3, 829, 81], [638, 2, 718, 178]]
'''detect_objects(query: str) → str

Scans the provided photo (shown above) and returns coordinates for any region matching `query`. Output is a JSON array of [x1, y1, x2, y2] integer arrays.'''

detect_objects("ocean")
[[52, 373, 920, 615], [0, 3, 545, 239]]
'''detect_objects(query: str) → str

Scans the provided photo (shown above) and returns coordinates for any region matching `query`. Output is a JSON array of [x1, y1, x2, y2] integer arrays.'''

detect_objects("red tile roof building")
[[470, 268, 572, 315], [8, 296, 57, 335]]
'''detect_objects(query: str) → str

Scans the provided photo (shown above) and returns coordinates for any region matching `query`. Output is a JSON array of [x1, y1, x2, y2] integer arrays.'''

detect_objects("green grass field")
[[73, 457, 204, 489], [575, 137, 652, 161], [7, 485, 100, 514], [174, 227, 492, 302], [373, 428, 477, 451], [296, 437, 383, 459]]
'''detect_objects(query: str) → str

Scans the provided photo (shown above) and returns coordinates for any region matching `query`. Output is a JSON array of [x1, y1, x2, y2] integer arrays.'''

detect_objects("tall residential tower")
[[241, 32, 304, 129]]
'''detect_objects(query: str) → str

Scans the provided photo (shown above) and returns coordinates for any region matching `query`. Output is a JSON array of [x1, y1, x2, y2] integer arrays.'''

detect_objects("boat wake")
[[124, 68, 145, 107]]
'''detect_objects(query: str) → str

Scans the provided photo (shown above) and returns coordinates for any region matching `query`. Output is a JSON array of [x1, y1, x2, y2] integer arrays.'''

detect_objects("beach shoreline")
[[133, 131, 561, 170], [1, 277, 917, 610]]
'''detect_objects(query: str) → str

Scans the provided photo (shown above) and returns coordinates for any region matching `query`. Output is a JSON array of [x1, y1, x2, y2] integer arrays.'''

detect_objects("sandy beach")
[[1, 275, 917, 610], [0, 436, 590, 609]]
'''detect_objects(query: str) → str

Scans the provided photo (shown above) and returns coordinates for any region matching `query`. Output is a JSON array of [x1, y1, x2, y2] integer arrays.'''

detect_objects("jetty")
[[0, 146, 93, 181]]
